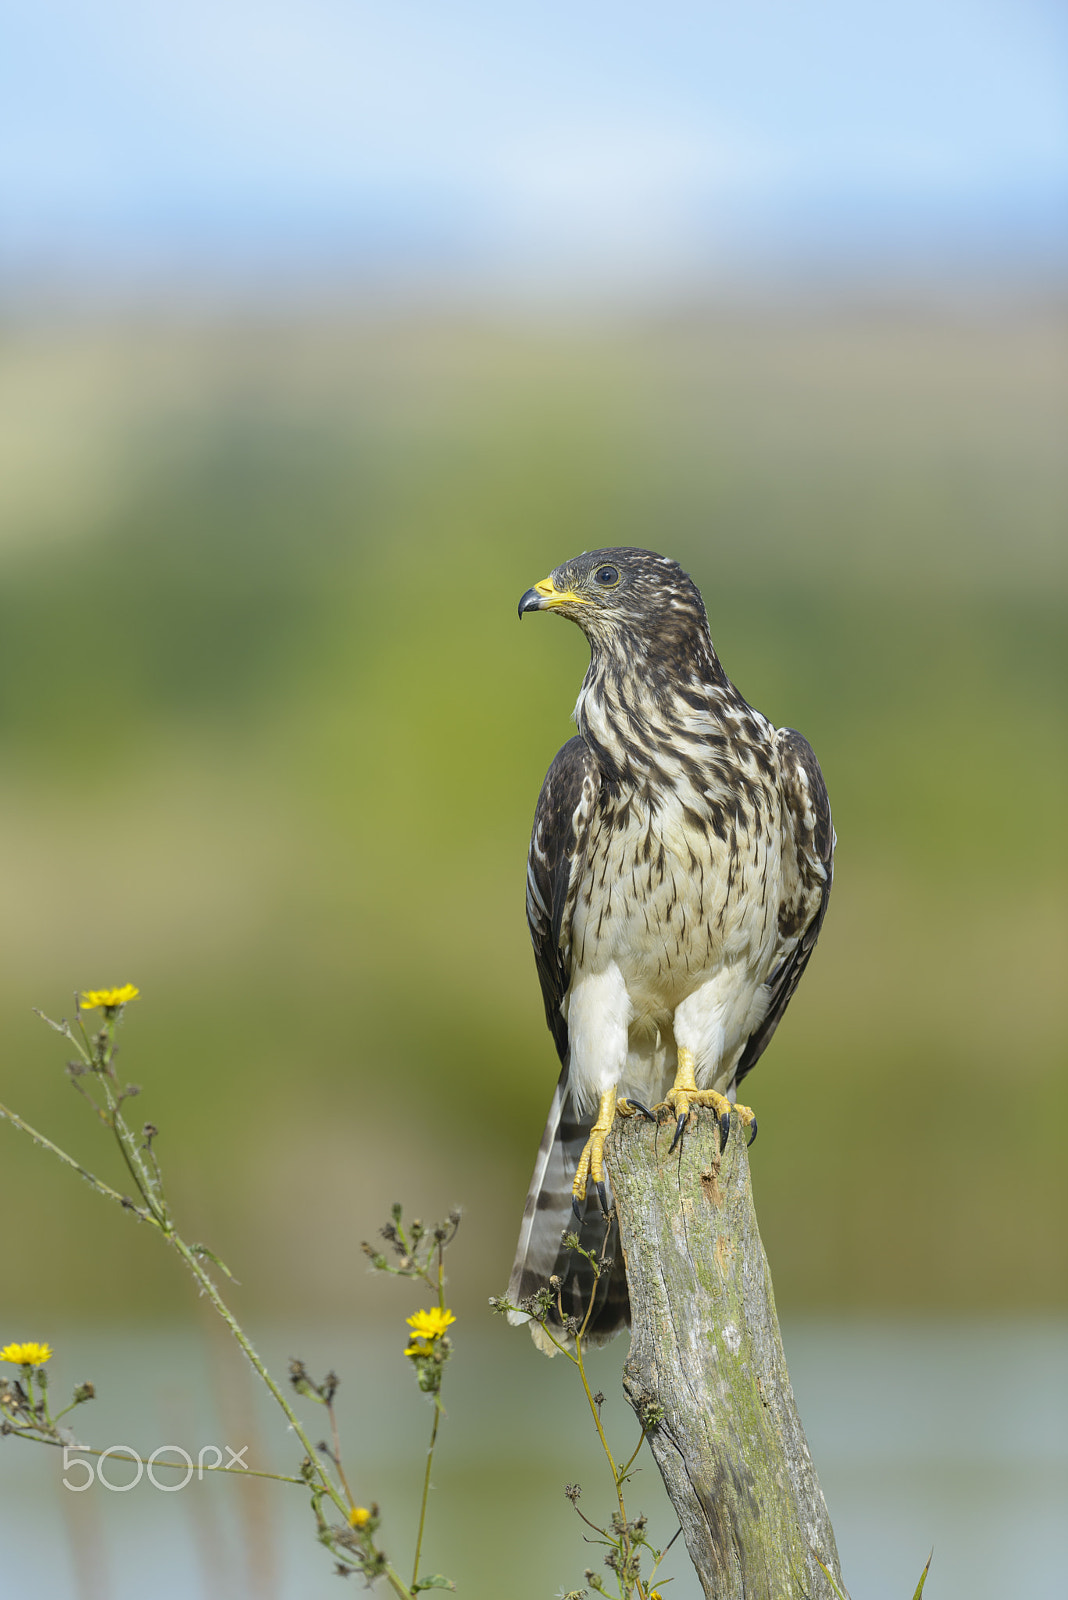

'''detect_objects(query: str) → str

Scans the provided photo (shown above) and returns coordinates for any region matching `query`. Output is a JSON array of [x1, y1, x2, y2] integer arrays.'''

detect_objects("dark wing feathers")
[[734, 728, 834, 1089], [515, 737, 628, 1347], [525, 736, 599, 1063]]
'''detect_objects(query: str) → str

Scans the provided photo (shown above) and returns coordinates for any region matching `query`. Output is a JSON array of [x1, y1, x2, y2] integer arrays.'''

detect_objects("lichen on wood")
[[605, 1107, 848, 1600]]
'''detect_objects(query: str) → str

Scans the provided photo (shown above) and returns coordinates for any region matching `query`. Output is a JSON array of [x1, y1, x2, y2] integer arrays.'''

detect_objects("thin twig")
[[0, 1103, 145, 1218]]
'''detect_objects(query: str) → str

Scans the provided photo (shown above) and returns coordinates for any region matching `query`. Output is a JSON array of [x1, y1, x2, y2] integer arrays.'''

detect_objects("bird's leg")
[[657, 1047, 756, 1153], [572, 1086, 619, 1216]]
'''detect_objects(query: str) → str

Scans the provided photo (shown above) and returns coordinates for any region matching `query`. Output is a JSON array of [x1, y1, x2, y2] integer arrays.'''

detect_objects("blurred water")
[[0, 1317, 1063, 1600]]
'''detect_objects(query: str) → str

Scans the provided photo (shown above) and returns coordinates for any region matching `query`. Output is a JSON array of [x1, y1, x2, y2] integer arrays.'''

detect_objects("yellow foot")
[[572, 1086, 624, 1212], [655, 1049, 757, 1152]]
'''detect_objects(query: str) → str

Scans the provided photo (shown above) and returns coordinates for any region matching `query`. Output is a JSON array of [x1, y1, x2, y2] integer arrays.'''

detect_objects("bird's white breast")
[[565, 774, 784, 1108]]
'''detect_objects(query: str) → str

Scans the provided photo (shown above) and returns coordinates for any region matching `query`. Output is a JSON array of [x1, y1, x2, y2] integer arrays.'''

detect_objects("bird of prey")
[[508, 548, 833, 1351]]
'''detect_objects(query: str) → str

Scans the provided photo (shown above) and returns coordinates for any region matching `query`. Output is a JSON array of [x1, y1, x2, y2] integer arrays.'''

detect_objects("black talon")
[[572, 1195, 583, 1221], [669, 1112, 688, 1154], [719, 1111, 732, 1148], [594, 1180, 610, 1216], [746, 1116, 758, 1148], [625, 1098, 656, 1123]]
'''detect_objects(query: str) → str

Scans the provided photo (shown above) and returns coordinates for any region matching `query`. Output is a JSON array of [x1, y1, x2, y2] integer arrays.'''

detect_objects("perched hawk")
[[508, 548, 834, 1351]]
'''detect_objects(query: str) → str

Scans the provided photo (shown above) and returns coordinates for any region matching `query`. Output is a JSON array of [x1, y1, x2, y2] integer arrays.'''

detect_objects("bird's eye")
[[594, 565, 620, 587]]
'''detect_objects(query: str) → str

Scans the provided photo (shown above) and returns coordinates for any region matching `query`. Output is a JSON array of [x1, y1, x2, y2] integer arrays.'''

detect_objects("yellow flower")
[[1, 1341, 53, 1367], [348, 1506, 372, 1529], [80, 985, 140, 1011], [404, 1307, 456, 1346], [404, 1306, 456, 1358]]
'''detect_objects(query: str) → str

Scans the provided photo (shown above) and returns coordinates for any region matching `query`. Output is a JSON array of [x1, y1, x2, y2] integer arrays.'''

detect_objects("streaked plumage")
[[508, 548, 834, 1350]]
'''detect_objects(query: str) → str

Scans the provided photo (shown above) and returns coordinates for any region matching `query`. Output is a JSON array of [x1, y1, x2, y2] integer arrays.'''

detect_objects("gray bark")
[[605, 1107, 848, 1600]]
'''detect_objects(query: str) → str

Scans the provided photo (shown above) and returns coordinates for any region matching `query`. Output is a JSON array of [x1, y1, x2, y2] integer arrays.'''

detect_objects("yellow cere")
[[79, 984, 140, 1010], [534, 575, 588, 607], [1, 1341, 53, 1367]]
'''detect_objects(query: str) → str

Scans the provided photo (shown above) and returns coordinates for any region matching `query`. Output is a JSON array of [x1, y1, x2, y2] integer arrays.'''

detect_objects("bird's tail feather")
[[507, 1065, 629, 1353]]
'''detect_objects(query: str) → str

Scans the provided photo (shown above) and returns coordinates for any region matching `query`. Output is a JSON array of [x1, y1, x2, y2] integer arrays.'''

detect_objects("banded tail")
[[507, 1065, 629, 1353]]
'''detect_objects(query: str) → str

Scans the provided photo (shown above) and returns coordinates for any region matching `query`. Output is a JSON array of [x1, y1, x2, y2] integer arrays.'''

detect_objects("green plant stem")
[[326, 1397, 357, 1509], [101, 1078, 166, 1227], [0, 1103, 138, 1216], [1, 1095, 415, 1600], [149, 1195, 415, 1595], [539, 1290, 648, 1593], [618, 1427, 649, 1483], [406, 1231, 450, 1591], [573, 1328, 646, 1600], [163, 1232, 340, 1501], [92, 1021, 167, 1226], [645, 1526, 681, 1594], [575, 1335, 629, 1521], [411, 1401, 441, 1591]]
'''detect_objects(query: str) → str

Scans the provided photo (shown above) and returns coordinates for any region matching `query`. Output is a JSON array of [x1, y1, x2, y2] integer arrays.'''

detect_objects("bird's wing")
[[514, 738, 626, 1348], [525, 735, 600, 1063], [734, 727, 835, 1088]]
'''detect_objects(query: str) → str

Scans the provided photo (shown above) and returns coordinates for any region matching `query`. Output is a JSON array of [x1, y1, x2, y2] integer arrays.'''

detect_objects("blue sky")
[[4, 0, 1066, 302]]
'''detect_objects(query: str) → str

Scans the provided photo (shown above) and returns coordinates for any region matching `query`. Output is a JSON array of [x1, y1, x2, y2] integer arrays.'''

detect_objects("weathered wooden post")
[[606, 1108, 847, 1600]]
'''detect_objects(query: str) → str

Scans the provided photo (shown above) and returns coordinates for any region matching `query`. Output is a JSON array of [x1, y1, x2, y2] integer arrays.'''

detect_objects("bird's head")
[[518, 548, 709, 661]]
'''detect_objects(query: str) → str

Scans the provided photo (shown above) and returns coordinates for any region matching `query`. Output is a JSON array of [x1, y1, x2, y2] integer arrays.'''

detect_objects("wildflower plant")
[[0, 1340, 98, 1451], [0, 989, 457, 1597], [491, 1226, 678, 1600], [362, 1202, 461, 1592]]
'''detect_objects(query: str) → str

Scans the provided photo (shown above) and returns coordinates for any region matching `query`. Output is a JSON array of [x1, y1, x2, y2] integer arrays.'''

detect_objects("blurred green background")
[[1, 303, 1064, 1324]]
